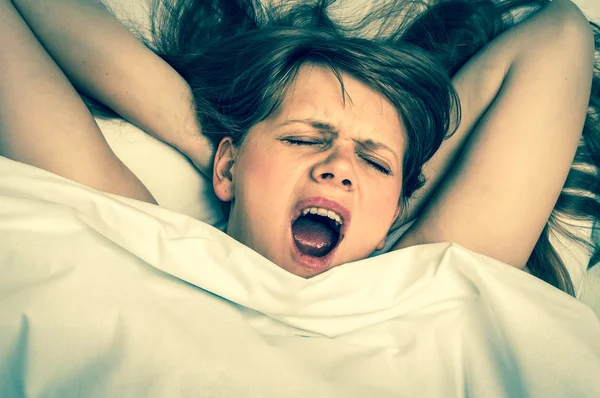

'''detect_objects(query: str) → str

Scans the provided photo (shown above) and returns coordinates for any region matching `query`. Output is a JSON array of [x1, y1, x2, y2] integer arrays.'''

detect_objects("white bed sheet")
[[1, 157, 599, 397], [1, 1, 599, 395]]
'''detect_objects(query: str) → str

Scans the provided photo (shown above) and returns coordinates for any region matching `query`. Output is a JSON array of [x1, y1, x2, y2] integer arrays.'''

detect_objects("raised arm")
[[0, 0, 157, 203], [393, 0, 595, 268], [10, 0, 214, 175]]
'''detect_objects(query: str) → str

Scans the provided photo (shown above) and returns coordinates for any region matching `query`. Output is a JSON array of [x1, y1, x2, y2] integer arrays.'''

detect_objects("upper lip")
[[292, 196, 351, 230]]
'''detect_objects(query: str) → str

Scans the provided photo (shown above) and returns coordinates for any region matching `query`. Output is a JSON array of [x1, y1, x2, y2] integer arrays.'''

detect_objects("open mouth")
[[291, 207, 344, 258], [288, 198, 351, 275]]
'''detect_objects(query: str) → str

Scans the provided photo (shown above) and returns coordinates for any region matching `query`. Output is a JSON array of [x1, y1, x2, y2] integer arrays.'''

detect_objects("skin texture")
[[0, 0, 157, 203], [7, 0, 211, 175], [213, 65, 404, 277], [394, 0, 594, 268]]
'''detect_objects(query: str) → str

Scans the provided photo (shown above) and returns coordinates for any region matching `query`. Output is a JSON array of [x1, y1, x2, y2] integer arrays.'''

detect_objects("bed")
[[1, 0, 599, 396]]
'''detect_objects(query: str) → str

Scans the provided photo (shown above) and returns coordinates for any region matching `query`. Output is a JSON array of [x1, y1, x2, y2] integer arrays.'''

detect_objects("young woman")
[[0, 0, 598, 291]]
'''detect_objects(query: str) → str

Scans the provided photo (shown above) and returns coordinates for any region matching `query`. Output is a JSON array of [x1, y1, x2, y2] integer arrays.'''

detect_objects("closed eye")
[[282, 137, 392, 175], [281, 137, 322, 146], [361, 156, 391, 175]]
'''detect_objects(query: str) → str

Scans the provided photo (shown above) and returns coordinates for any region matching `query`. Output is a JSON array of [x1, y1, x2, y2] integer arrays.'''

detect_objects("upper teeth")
[[300, 207, 343, 225]]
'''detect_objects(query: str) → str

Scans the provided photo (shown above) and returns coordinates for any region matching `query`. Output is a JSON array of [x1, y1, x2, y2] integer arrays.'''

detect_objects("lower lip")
[[289, 232, 341, 276]]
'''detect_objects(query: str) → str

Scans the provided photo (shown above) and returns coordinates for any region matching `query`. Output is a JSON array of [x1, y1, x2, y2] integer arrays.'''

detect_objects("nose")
[[311, 145, 355, 191]]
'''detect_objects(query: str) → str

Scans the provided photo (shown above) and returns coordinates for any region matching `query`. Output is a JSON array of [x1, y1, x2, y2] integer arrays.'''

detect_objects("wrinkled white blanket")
[[0, 156, 599, 398]]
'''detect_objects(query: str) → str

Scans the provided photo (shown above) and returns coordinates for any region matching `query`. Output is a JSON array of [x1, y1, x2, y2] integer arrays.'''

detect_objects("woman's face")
[[213, 64, 405, 278]]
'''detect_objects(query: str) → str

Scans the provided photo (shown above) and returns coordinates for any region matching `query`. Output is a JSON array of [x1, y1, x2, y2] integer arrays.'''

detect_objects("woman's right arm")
[[11, 0, 215, 175]]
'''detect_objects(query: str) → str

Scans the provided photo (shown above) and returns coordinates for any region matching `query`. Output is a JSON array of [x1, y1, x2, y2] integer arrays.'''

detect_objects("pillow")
[[98, 118, 226, 230], [576, 0, 600, 22]]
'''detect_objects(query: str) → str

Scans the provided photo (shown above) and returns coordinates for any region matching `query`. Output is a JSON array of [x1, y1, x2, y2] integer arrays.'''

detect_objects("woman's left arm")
[[393, 0, 595, 268]]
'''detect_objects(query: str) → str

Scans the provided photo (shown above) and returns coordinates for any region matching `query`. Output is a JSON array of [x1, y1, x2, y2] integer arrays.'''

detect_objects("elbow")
[[556, 1, 595, 57], [535, 0, 595, 59]]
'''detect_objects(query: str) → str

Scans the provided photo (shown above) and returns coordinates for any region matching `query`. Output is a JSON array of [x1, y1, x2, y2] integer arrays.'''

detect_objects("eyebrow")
[[279, 118, 399, 158]]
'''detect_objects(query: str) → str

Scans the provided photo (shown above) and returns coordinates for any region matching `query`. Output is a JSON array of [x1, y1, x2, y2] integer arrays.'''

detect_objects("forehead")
[[272, 64, 405, 150]]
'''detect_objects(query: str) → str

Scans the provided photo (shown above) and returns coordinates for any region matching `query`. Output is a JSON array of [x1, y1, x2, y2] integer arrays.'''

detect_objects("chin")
[[283, 262, 333, 279]]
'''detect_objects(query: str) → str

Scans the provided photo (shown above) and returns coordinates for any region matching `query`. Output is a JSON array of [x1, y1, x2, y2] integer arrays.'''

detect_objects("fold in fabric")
[[1, 156, 599, 397]]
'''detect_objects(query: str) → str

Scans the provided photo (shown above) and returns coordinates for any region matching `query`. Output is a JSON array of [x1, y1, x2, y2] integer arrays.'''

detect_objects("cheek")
[[234, 144, 297, 234], [237, 144, 294, 195], [231, 144, 306, 265], [365, 180, 402, 227]]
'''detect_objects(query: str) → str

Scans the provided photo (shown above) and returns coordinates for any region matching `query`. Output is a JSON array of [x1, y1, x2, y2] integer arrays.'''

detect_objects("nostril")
[[317, 173, 352, 188]]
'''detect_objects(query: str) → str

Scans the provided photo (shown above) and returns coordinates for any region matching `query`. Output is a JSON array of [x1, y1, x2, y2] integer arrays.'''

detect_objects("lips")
[[289, 196, 351, 276], [292, 197, 351, 227]]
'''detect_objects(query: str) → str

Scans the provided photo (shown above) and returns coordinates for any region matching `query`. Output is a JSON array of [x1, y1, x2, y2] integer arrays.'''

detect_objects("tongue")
[[292, 217, 337, 257]]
